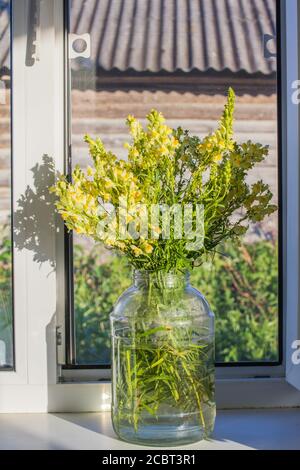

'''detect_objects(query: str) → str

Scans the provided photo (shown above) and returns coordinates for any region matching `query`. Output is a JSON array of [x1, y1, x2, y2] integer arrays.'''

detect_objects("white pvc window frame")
[[0, 0, 299, 413]]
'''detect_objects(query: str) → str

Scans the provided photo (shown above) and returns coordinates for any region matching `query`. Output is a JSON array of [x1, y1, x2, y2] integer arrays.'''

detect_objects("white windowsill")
[[0, 409, 299, 450]]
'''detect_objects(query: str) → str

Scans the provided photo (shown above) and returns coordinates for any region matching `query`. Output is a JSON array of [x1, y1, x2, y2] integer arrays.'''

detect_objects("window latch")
[[69, 33, 91, 60], [56, 326, 63, 347], [26, 0, 41, 66], [263, 33, 277, 59], [56, 326, 65, 365]]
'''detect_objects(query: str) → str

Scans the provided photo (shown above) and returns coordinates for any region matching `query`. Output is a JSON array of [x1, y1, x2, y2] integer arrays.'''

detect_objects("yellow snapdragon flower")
[[142, 242, 153, 254], [131, 245, 143, 257], [213, 153, 223, 163]]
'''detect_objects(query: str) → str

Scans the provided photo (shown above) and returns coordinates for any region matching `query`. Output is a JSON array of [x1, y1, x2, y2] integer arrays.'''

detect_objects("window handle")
[[26, 0, 41, 66]]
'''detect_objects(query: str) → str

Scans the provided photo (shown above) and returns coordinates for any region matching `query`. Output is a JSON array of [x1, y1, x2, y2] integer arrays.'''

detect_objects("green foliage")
[[74, 245, 131, 364], [0, 232, 12, 292], [74, 239, 278, 364], [0, 228, 13, 365], [191, 241, 278, 362]]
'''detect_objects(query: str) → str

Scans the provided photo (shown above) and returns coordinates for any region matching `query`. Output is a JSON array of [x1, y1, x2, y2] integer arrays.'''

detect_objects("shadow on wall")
[[14, 154, 57, 269]]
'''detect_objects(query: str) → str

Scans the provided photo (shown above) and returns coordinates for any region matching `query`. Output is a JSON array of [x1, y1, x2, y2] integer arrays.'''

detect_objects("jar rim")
[[133, 269, 190, 287], [133, 268, 189, 275]]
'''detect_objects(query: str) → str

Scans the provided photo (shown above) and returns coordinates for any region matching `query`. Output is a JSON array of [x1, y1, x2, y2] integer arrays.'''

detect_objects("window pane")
[[0, 0, 13, 369], [68, 0, 279, 365]]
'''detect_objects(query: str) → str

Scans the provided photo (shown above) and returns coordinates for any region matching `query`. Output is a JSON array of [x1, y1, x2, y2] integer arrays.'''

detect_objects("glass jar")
[[110, 270, 215, 446]]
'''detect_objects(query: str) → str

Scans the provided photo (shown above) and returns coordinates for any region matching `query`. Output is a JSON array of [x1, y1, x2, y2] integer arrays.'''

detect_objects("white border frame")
[[0, 0, 28, 386], [0, 0, 299, 412], [0, 0, 65, 395], [285, 0, 300, 390]]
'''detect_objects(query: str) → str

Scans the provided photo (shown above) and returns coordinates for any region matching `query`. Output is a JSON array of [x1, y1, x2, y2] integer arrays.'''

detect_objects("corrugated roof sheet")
[[70, 0, 277, 75], [1, 0, 277, 75]]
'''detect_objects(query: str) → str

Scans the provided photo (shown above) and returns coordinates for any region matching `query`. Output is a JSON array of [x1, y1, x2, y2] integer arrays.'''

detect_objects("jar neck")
[[133, 270, 190, 289]]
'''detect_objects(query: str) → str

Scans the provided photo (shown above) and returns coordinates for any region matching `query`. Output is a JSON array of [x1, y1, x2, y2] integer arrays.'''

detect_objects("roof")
[[70, 0, 276, 75], [1, 0, 277, 75]]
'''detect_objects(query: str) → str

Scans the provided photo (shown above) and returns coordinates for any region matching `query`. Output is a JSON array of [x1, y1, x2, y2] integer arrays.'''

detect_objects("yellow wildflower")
[[143, 242, 153, 254], [125, 214, 134, 223], [205, 142, 213, 150], [151, 130, 160, 139], [159, 146, 168, 155], [102, 193, 111, 202], [115, 241, 126, 251], [131, 149, 139, 159], [75, 226, 85, 234], [131, 245, 143, 257], [152, 226, 162, 235], [86, 166, 95, 177], [213, 153, 223, 163], [105, 238, 117, 247]]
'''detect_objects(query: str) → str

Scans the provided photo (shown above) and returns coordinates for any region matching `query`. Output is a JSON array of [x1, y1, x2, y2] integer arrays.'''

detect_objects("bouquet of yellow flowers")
[[51, 88, 276, 272]]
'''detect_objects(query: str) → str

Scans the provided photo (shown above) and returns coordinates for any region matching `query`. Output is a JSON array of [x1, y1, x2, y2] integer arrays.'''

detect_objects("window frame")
[[0, 0, 15, 373], [63, 0, 283, 374], [58, 0, 300, 390], [0, 0, 66, 394], [0, 0, 299, 413]]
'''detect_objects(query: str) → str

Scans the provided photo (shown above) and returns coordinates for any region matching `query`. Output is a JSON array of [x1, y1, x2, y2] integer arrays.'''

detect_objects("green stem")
[[181, 362, 206, 429]]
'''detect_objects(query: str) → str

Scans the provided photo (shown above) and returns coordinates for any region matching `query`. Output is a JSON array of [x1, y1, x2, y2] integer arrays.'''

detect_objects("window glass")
[[68, 0, 279, 365], [0, 0, 13, 369]]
